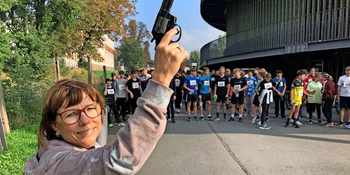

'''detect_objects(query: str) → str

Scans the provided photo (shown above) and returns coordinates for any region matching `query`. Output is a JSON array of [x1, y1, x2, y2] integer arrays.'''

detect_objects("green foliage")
[[93, 70, 117, 79], [71, 69, 88, 81], [211, 35, 226, 58], [0, 122, 39, 175], [186, 50, 201, 69], [78, 59, 88, 69], [59, 59, 71, 77], [0, 27, 11, 75], [118, 40, 144, 71]]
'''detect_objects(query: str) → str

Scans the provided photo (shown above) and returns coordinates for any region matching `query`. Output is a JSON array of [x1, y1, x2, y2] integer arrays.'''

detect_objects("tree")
[[118, 40, 144, 71], [189, 50, 200, 69], [211, 34, 226, 58]]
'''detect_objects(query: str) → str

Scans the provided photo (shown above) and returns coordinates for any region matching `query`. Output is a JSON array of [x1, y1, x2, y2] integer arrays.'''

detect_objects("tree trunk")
[[24, 5, 29, 35], [0, 82, 10, 134], [54, 57, 60, 81], [88, 55, 92, 85]]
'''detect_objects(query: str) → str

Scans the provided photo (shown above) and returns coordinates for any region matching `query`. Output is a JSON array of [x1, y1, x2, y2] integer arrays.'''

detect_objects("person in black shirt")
[[174, 71, 184, 113], [257, 73, 279, 129], [167, 77, 177, 123], [126, 70, 142, 115], [214, 66, 230, 121], [229, 69, 248, 122], [103, 79, 125, 127]]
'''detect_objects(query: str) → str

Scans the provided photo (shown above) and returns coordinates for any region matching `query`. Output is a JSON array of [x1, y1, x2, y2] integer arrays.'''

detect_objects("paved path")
[[108, 103, 350, 175]]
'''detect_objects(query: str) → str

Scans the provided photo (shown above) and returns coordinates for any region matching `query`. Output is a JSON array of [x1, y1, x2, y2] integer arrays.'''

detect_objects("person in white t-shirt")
[[336, 66, 350, 128]]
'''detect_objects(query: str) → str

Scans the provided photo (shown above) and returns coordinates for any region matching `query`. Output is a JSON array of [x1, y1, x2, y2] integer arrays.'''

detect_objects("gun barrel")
[[160, 0, 174, 12]]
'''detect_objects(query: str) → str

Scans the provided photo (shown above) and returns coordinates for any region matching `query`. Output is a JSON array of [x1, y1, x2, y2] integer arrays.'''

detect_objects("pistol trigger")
[[172, 24, 182, 43]]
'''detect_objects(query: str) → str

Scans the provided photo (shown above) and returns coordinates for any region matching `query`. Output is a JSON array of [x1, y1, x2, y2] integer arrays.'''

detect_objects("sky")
[[119, 0, 224, 60]]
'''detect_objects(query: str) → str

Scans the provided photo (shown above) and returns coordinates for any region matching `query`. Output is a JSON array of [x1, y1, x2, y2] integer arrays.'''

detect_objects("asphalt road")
[[108, 103, 350, 175]]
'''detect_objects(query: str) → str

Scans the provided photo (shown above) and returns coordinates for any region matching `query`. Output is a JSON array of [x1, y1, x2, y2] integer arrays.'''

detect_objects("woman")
[[24, 29, 189, 174], [306, 74, 323, 124], [322, 73, 336, 127]]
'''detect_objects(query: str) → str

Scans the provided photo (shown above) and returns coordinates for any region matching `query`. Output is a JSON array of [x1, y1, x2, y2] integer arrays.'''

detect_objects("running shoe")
[[308, 120, 313, 124], [207, 116, 213, 121], [289, 119, 294, 123], [285, 122, 290, 127], [259, 123, 271, 130], [171, 118, 176, 123], [214, 117, 220, 121], [187, 118, 192, 122], [251, 118, 256, 124], [108, 123, 114, 128], [318, 120, 322, 124], [339, 121, 344, 126], [167, 118, 171, 122], [238, 117, 243, 122], [257, 121, 261, 126], [266, 117, 269, 122], [195, 117, 199, 121], [118, 123, 126, 126], [345, 123, 350, 128], [256, 118, 260, 122], [324, 123, 334, 127], [228, 117, 235, 122], [295, 121, 303, 126], [292, 124, 300, 128], [200, 116, 205, 121]]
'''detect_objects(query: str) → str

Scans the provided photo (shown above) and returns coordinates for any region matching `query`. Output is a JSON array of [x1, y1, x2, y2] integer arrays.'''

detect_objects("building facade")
[[201, 0, 350, 85]]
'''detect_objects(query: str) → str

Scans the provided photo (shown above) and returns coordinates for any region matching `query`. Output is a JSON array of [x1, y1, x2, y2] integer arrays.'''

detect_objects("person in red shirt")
[[301, 68, 316, 118]]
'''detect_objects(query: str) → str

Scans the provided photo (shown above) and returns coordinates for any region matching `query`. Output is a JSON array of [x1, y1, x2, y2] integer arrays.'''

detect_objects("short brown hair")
[[203, 67, 209, 72], [265, 73, 272, 79], [39, 79, 106, 148], [219, 66, 225, 70], [345, 66, 350, 71], [191, 68, 197, 72], [233, 68, 241, 73]]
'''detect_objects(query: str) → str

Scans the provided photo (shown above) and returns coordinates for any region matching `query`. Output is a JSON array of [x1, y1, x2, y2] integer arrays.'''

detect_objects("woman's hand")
[[153, 29, 189, 87]]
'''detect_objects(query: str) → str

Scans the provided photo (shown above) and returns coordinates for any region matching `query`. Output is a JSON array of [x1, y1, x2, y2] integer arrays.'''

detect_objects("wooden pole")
[[103, 66, 107, 82], [54, 56, 60, 82], [0, 82, 10, 134], [0, 118, 7, 151], [88, 55, 92, 85]]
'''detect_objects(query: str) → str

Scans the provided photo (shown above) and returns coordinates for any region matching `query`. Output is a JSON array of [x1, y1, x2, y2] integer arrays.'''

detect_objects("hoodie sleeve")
[[25, 80, 173, 175]]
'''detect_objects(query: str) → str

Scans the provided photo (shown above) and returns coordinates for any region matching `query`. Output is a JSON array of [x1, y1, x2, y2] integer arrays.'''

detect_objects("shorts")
[[292, 97, 302, 106], [200, 94, 211, 102], [253, 95, 260, 106], [231, 95, 244, 105], [186, 94, 198, 103], [216, 95, 227, 103], [340, 96, 350, 109]]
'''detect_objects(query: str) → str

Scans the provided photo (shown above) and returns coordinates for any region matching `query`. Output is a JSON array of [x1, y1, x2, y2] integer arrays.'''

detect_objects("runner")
[[198, 67, 212, 120], [257, 73, 280, 129], [322, 73, 336, 127], [174, 71, 184, 113], [253, 67, 259, 80], [167, 77, 177, 123], [140, 69, 152, 92], [253, 72, 265, 124], [214, 66, 230, 121], [285, 70, 314, 128], [245, 70, 258, 118], [272, 70, 287, 119], [229, 69, 248, 122], [225, 69, 233, 110], [306, 74, 323, 124], [114, 71, 128, 122], [103, 79, 125, 127], [183, 68, 199, 122], [183, 70, 191, 114], [126, 70, 142, 115], [304, 68, 316, 118], [336, 66, 350, 128]]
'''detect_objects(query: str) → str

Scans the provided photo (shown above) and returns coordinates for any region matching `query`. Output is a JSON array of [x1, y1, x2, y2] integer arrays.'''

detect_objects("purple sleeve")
[[25, 80, 173, 175]]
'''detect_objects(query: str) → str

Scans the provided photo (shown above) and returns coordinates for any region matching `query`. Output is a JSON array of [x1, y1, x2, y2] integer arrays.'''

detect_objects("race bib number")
[[247, 81, 253, 86], [204, 80, 210, 86], [264, 82, 272, 89], [298, 91, 303, 97], [132, 82, 139, 89], [280, 82, 284, 87], [234, 85, 241, 90], [107, 89, 115, 95], [218, 81, 225, 87], [175, 79, 180, 87], [190, 80, 197, 86], [211, 77, 215, 81], [343, 82, 350, 88], [119, 85, 125, 90]]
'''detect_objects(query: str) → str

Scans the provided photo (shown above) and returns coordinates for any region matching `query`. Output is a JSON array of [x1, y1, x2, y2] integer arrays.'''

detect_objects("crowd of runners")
[[103, 65, 350, 130]]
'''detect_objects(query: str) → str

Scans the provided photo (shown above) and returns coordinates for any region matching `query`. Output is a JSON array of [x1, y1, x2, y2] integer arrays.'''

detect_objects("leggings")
[[322, 99, 333, 123], [107, 104, 122, 124], [167, 99, 175, 119], [116, 98, 127, 121], [130, 96, 139, 115], [307, 103, 321, 120], [175, 91, 182, 109], [246, 95, 254, 113]]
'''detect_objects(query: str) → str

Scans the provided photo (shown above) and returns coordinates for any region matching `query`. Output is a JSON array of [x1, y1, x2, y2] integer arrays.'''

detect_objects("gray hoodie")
[[24, 80, 172, 175]]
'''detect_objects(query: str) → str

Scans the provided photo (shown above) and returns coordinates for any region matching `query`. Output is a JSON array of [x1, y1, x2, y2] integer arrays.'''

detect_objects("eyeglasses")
[[56, 103, 102, 125]]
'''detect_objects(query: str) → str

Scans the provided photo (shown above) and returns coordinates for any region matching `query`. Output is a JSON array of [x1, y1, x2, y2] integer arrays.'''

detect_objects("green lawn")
[[0, 123, 39, 175], [93, 70, 118, 79]]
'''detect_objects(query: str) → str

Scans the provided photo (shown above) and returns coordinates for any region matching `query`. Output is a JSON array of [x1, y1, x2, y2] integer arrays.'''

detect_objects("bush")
[[0, 123, 39, 175], [78, 59, 88, 69], [59, 59, 71, 77], [71, 69, 88, 81]]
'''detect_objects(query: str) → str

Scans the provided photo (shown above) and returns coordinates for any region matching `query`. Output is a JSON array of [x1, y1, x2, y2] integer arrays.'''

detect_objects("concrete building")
[[201, 0, 350, 84], [64, 34, 115, 70]]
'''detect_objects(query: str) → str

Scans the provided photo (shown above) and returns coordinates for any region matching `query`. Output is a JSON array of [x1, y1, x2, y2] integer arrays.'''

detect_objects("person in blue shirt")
[[245, 70, 258, 121], [183, 68, 199, 122], [272, 70, 287, 118], [198, 67, 212, 121]]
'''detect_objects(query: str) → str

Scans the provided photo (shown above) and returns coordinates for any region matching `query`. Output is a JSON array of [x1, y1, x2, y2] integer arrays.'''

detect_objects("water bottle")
[[199, 99, 203, 107]]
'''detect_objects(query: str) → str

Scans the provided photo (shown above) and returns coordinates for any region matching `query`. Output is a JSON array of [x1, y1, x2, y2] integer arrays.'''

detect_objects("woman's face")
[[53, 94, 102, 148]]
